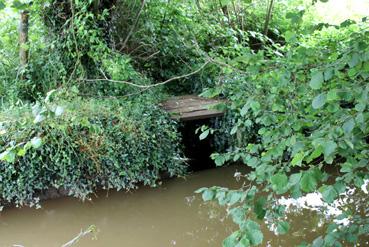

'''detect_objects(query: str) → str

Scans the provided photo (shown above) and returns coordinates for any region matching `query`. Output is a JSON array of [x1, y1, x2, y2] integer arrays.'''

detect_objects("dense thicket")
[[0, 0, 368, 246]]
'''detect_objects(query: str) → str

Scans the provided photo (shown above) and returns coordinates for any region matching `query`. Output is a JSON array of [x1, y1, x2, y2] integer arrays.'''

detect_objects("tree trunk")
[[19, 10, 29, 79], [263, 0, 274, 36]]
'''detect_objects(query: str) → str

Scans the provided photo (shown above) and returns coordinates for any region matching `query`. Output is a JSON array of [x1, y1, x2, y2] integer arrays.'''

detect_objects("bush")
[[0, 95, 186, 207], [198, 22, 369, 245]]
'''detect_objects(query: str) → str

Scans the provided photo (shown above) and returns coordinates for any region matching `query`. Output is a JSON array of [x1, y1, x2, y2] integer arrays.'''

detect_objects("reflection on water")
[[0, 165, 368, 247]]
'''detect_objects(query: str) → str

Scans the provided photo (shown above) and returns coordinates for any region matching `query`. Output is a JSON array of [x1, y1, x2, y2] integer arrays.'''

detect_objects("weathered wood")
[[161, 95, 224, 121], [19, 10, 29, 79]]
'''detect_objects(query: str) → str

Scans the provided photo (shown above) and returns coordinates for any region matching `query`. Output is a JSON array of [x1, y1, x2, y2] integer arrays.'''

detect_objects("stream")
[[0, 165, 368, 247]]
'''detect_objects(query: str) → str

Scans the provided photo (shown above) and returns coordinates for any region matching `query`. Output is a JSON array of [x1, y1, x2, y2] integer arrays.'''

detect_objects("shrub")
[[0, 95, 186, 207], [198, 22, 369, 245]]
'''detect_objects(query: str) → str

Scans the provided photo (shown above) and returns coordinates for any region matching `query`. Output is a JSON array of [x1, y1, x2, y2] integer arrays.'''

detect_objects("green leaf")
[[31, 137, 43, 149], [241, 220, 263, 246], [254, 196, 267, 219], [54, 106, 64, 117], [276, 221, 290, 235], [199, 129, 210, 140], [340, 162, 352, 173], [228, 191, 242, 205], [250, 101, 261, 112], [34, 114, 45, 124], [355, 103, 366, 112], [319, 185, 338, 203], [270, 173, 288, 194], [312, 93, 327, 109], [202, 189, 215, 201], [327, 90, 338, 101], [342, 118, 355, 134], [348, 53, 360, 68], [229, 207, 245, 225], [291, 152, 305, 166], [306, 146, 323, 163], [236, 236, 251, 247], [333, 181, 346, 194], [289, 173, 302, 185], [312, 236, 324, 247], [11, 0, 28, 10], [0, 150, 16, 163], [17, 148, 27, 156], [284, 31, 296, 42], [301, 171, 318, 192], [240, 104, 249, 116], [223, 231, 240, 247], [309, 71, 324, 89], [230, 126, 238, 135], [195, 187, 207, 193], [323, 140, 337, 159], [212, 154, 226, 167], [324, 68, 334, 81]]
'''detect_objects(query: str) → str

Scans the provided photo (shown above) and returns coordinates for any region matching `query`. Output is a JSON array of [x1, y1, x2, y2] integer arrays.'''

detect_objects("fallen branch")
[[61, 225, 96, 247], [84, 61, 209, 89]]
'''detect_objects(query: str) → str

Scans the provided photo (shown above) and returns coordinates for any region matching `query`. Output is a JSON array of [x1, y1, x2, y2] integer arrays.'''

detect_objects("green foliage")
[[0, 1, 368, 246], [0, 94, 185, 207], [198, 19, 369, 246]]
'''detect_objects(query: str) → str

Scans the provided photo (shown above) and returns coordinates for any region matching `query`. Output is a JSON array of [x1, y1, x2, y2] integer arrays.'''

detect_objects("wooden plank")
[[160, 95, 225, 121]]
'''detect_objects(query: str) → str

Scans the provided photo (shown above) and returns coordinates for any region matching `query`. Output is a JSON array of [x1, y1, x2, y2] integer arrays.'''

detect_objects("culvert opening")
[[180, 119, 217, 172], [161, 95, 226, 171]]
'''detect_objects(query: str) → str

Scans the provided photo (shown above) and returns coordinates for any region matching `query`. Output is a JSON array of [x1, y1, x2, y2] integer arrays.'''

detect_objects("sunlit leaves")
[[291, 152, 305, 166], [0, 150, 16, 163]]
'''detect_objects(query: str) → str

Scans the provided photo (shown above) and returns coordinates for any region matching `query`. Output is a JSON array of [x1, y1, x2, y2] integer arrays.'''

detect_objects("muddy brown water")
[[0, 165, 368, 247]]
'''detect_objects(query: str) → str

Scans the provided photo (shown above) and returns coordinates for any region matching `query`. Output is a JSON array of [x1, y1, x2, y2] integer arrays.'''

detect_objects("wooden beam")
[[161, 95, 225, 121]]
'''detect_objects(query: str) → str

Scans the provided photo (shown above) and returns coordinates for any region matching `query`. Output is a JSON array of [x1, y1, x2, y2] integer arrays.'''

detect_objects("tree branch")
[[119, 0, 146, 52], [84, 61, 209, 89]]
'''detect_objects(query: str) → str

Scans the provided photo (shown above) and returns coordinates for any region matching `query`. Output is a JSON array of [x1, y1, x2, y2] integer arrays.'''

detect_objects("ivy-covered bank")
[[0, 0, 198, 208], [0, 94, 185, 207]]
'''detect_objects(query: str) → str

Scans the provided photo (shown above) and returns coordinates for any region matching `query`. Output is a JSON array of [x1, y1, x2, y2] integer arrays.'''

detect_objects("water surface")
[[0, 165, 367, 247]]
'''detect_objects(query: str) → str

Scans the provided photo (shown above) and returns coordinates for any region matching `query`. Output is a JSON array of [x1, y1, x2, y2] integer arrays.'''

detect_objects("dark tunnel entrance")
[[180, 119, 217, 172]]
